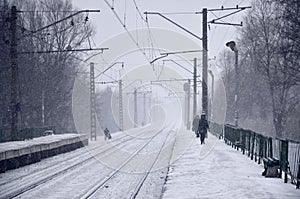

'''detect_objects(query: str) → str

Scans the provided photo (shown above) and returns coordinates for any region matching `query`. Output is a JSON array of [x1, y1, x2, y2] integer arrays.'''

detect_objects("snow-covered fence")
[[223, 124, 300, 189]]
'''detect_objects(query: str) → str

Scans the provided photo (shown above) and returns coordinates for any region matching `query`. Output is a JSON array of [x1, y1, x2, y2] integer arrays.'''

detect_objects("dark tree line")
[[0, 0, 95, 136], [219, 0, 300, 140]]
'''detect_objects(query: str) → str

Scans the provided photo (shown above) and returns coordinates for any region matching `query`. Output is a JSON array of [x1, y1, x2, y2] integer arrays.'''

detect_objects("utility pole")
[[90, 62, 96, 140], [10, 6, 19, 141], [143, 93, 146, 126], [187, 79, 191, 130], [193, 58, 197, 118], [8, 7, 102, 140], [134, 89, 137, 127], [119, 80, 123, 131], [126, 88, 151, 128], [145, 5, 251, 120], [202, 8, 208, 117], [93, 62, 123, 134], [95, 79, 122, 131], [183, 80, 191, 130]]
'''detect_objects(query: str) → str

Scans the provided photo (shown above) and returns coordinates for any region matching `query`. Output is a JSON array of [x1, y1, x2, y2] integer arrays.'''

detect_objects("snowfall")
[[0, 127, 299, 199]]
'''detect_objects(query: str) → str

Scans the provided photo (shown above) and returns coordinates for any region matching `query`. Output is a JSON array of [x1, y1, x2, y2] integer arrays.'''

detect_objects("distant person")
[[198, 114, 209, 144], [104, 128, 112, 140], [192, 115, 200, 137]]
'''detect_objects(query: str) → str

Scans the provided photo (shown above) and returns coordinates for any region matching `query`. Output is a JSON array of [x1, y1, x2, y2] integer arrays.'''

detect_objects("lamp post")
[[226, 41, 239, 127]]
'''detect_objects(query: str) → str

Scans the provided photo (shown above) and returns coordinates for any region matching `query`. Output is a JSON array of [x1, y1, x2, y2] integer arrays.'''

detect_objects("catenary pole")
[[119, 80, 123, 131], [90, 63, 96, 140], [202, 8, 208, 117], [193, 58, 197, 118], [187, 79, 191, 130], [134, 89, 137, 128]]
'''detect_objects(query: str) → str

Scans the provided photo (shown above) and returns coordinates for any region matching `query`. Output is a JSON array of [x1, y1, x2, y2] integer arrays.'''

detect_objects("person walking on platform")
[[104, 128, 112, 140], [192, 115, 200, 137], [198, 114, 209, 144]]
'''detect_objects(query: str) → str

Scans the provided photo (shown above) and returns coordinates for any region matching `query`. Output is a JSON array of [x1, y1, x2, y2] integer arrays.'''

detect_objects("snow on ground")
[[2, 127, 299, 199], [162, 130, 300, 199], [1, 126, 174, 199], [0, 134, 84, 153]]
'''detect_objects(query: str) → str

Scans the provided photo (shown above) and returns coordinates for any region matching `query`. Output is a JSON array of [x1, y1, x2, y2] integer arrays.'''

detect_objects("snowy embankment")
[[162, 130, 300, 199]]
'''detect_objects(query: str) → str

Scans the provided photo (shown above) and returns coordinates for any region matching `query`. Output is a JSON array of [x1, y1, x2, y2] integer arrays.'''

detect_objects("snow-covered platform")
[[0, 134, 88, 173], [162, 130, 300, 199]]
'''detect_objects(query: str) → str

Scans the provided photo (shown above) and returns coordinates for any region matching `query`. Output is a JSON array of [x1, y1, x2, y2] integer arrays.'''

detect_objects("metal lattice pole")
[[193, 58, 197, 118], [119, 80, 123, 131], [134, 89, 137, 127], [187, 79, 191, 130], [202, 8, 208, 116], [90, 63, 96, 140]]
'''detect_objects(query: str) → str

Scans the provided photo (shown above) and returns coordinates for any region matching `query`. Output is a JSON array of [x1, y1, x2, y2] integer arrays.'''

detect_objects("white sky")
[[71, 0, 253, 59]]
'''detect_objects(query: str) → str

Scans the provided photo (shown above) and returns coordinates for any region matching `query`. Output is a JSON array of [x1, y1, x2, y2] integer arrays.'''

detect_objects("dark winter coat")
[[198, 115, 209, 135]]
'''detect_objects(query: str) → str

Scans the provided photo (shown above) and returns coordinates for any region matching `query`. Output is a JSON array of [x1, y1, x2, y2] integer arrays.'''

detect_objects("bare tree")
[[240, 0, 300, 138], [3, 0, 95, 133]]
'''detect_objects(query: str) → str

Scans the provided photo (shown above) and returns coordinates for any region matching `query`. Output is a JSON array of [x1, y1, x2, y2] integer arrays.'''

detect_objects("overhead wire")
[[159, 12, 199, 15], [132, 0, 146, 21], [17, 15, 102, 77], [18, 10, 81, 13], [103, 0, 151, 63], [130, 0, 163, 79], [132, 0, 160, 61]]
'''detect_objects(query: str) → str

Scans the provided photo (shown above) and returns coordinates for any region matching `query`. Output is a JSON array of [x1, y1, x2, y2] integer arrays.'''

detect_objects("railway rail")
[[78, 126, 177, 199], [0, 127, 160, 199]]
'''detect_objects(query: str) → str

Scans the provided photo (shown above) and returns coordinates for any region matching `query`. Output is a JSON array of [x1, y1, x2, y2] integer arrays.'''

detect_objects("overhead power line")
[[30, 10, 100, 34], [145, 5, 251, 117], [19, 48, 109, 54], [103, 0, 152, 63]]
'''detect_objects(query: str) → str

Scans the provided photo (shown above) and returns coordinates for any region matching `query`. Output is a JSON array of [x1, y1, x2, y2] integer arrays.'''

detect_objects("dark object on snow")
[[192, 115, 200, 137], [262, 157, 280, 177], [104, 128, 112, 140], [197, 114, 209, 144]]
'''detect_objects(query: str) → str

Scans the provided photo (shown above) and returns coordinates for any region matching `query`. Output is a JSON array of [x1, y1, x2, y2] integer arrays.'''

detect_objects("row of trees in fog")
[[219, 0, 300, 140], [0, 0, 94, 134]]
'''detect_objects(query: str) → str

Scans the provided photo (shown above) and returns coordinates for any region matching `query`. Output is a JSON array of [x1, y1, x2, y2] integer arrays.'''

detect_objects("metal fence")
[[209, 122, 223, 138], [209, 122, 300, 189], [0, 126, 55, 143]]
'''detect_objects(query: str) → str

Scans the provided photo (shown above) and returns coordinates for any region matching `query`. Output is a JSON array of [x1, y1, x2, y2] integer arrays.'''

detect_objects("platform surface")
[[0, 134, 87, 161], [162, 131, 300, 199]]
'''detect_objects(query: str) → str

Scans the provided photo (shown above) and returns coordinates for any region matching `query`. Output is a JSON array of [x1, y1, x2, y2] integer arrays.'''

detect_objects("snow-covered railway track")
[[129, 129, 174, 199], [78, 126, 176, 199], [0, 133, 124, 187], [0, 129, 153, 199]]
